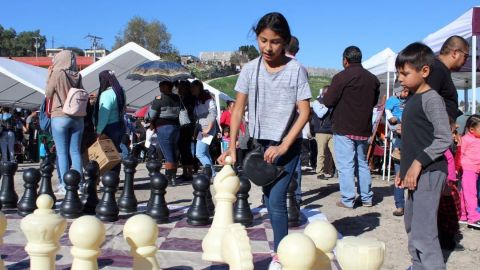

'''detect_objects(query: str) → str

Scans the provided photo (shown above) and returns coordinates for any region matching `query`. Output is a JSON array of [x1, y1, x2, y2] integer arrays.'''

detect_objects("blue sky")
[[1, 1, 479, 69]]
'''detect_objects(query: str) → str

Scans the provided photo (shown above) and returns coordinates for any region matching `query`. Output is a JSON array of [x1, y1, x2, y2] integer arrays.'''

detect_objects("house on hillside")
[[199, 51, 235, 66]]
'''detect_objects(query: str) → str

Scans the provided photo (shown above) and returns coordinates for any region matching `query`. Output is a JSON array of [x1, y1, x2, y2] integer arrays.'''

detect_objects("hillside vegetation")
[[208, 75, 331, 104]]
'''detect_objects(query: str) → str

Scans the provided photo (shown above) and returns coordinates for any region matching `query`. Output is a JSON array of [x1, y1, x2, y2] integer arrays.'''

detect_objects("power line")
[[85, 34, 103, 62]]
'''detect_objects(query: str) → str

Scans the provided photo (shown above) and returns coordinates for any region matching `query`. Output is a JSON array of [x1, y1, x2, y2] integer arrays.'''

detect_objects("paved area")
[[1, 162, 479, 269]]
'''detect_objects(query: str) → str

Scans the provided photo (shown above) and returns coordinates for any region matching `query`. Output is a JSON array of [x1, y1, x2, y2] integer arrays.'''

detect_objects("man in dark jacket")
[[323, 46, 380, 208]]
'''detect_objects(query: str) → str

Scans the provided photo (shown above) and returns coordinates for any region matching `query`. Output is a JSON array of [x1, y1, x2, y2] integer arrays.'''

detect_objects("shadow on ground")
[[332, 212, 381, 236]]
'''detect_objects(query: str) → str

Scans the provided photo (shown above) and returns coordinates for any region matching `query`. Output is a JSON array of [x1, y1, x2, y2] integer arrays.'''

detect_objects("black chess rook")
[[118, 156, 138, 213], [60, 170, 84, 218], [0, 161, 18, 209], [96, 171, 120, 222], [146, 172, 169, 223], [17, 168, 41, 216], [187, 174, 211, 225]]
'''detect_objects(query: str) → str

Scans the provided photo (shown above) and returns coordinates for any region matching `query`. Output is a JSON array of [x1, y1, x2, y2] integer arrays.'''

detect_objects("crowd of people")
[[0, 11, 478, 270]]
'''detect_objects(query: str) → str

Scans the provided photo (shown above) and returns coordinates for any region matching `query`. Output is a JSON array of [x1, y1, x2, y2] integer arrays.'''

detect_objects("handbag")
[[242, 56, 290, 186], [178, 99, 191, 127]]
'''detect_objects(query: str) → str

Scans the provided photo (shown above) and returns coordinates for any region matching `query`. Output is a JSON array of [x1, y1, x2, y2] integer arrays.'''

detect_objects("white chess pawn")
[[278, 233, 317, 270], [336, 236, 385, 270], [202, 156, 240, 262], [0, 211, 7, 270], [304, 220, 337, 270], [20, 194, 67, 270], [123, 214, 160, 270], [221, 223, 254, 270], [69, 216, 106, 270]]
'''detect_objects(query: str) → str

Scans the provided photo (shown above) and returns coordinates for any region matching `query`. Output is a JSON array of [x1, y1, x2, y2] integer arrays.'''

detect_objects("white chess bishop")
[[202, 156, 240, 262], [20, 194, 67, 270], [123, 214, 160, 270], [69, 215, 106, 270]]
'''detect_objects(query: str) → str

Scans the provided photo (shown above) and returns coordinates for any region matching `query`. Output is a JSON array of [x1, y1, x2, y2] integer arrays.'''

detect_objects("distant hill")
[[208, 73, 332, 106], [306, 67, 339, 77]]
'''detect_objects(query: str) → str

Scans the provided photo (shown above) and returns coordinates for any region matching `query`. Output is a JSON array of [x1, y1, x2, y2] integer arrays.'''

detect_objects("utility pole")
[[33, 36, 41, 58], [85, 34, 103, 62]]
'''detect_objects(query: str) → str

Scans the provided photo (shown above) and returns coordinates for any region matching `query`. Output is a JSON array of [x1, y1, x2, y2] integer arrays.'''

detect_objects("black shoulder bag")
[[242, 57, 296, 186]]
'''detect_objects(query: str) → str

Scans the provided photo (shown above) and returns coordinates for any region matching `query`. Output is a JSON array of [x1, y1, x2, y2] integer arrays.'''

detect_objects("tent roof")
[[0, 57, 47, 109], [363, 48, 397, 99], [80, 42, 161, 109]]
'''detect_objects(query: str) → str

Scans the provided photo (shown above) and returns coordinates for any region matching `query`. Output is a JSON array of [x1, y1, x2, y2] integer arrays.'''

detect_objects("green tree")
[[238, 45, 259, 60], [0, 25, 46, 57], [113, 17, 178, 58]]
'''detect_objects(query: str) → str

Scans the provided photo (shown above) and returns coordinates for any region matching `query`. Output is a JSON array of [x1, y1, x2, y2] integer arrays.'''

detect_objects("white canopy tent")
[[422, 6, 480, 113], [362, 47, 397, 101], [0, 57, 47, 109]]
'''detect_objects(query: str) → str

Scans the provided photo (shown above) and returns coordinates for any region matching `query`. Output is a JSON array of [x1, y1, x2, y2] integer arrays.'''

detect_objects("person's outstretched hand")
[[264, 144, 288, 164], [217, 148, 236, 165]]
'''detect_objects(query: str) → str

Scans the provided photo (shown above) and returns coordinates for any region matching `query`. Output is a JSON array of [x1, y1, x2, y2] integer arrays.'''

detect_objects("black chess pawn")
[[17, 168, 41, 216], [146, 156, 162, 178], [83, 160, 100, 215], [96, 171, 120, 222], [0, 161, 18, 209], [234, 175, 253, 226], [187, 174, 211, 225], [203, 167, 215, 216], [287, 178, 300, 227], [60, 170, 84, 218], [38, 156, 56, 207], [118, 156, 138, 213], [146, 172, 169, 223]]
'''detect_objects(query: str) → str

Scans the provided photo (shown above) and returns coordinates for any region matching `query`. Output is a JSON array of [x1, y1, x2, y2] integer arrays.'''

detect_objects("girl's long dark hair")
[[94, 70, 126, 125], [464, 114, 480, 135], [191, 80, 212, 104]]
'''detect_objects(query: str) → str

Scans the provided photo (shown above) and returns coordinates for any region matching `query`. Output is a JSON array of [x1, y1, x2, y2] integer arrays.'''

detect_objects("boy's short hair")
[[395, 42, 435, 71]]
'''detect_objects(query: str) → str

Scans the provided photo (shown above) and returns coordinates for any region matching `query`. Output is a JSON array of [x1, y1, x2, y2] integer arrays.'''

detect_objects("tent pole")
[[472, 35, 477, 114], [382, 71, 391, 181]]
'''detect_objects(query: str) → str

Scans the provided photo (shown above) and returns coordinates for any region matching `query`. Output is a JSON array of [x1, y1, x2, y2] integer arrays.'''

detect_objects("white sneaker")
[[268, 259, 282, 270]]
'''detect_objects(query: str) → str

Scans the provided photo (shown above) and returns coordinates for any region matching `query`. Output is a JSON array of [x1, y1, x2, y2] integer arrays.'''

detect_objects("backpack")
[[59, 71, 88, 117], [39, 97, 51, 133]]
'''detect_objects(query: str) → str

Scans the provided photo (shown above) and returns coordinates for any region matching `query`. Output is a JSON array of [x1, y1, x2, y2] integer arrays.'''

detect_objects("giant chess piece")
[[118, 156, 138, 213], [146, 173, 169, 223], [234, 175, 253, 226], [123, 214, 160, 270], [221, 223, 254, 270], [145, 152, 162, 178], [60, 170, 84, 218], [39, 156, 56, 208], [278, 233, 317, 270], [83, 161, 100, 215], [187, 174, 211, 226], [287, 179, 300, 227], [95, 171, 120, 222], [17, 168, 41, 216], [203, 167, 215, 216], [20, 195, 67, 270], [304, 221, 338, 270], [0, 211, 7, 270], [69, 215, 106, 270], [202, 156, 240, 263], [336, 236, 385, 270], [0, 161, 18, 209]]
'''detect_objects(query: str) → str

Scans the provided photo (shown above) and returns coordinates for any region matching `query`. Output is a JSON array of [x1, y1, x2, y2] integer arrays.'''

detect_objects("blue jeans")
[[295, 158, 302, 204], [195, 140, 215, 175], [334, 134, 373, 207], [51, 116, 84, 186], [156, 124, 180, 165], [0, 131, 15, 162], [102, 121, 126, 175], [393, 163, 405, 208], [260, 139, 301, 252]]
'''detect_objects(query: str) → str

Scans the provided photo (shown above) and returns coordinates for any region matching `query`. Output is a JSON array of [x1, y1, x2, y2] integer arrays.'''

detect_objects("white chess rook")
[[0, 211, 7, 270], [123, 214, 160, 270], [20, 194, 67, 270], [336, 236, 385, 270], [69, 216, 106, 270], [202, 156, 240, 262]]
